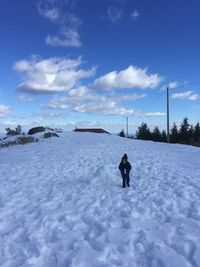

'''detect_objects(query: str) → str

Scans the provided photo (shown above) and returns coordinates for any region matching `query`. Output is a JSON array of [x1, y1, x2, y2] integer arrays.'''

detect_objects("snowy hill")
[[0, 132, 200, 267]]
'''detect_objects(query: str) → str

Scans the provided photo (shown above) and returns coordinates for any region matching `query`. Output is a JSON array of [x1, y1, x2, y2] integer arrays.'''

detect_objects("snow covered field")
[[0, 132, 200, 267]]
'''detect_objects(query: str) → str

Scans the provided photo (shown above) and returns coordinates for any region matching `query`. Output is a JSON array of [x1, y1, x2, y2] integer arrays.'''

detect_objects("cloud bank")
[[44, 87, 165, 118]]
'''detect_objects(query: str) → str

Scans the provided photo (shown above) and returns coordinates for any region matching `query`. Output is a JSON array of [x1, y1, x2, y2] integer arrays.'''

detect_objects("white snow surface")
[[0, 132, 200, 267]]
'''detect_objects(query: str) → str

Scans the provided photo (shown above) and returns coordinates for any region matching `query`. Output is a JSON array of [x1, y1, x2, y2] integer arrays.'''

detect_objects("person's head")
[[122, 154, 128, 164]]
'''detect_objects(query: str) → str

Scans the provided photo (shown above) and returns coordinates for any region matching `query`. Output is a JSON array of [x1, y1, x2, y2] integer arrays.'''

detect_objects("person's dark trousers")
[[122, 173, 130, 187], [127, 174, 130, 186]]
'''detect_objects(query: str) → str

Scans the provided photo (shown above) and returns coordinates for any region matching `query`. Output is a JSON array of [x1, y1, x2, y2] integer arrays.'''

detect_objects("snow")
[[0, 132, 200, 267]]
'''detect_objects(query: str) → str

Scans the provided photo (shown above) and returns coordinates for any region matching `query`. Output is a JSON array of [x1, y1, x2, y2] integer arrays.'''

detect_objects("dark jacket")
[[119, 161, 131, 174]]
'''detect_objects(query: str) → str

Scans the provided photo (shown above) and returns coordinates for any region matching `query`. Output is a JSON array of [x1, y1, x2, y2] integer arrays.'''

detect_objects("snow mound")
[[0, 129, 60, 148], [0, 132, 200, 267]]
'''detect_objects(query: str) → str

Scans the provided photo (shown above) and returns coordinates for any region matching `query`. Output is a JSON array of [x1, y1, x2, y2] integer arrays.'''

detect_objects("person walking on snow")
[[119, 154, 132, 188]]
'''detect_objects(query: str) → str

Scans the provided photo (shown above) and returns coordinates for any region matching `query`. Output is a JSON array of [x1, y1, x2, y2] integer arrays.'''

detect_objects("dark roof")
[[74, 128, 110, 134]]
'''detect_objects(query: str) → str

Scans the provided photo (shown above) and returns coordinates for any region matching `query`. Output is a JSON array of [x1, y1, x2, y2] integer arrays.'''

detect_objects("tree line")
[[136, 117, 200, 145], [119, 117, 200, 146]]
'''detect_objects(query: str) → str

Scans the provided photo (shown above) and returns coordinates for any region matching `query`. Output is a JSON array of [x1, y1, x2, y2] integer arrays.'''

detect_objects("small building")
[[74, 128, 110, 134]]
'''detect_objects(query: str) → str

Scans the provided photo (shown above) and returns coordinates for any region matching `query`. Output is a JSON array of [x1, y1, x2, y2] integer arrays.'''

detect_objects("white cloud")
[[74, 102, 165, 117], [171, 91, 199, 101], [46, 28, 81, 47], [161, 81, 179, 91], [145, 112, 166, 117], [72, 94, 165, 117], [38, 6, 60, 21], [94, 65, 163, 90], [68, 86, 90, 99], [44, 89, 129, 114], [37, 0, 82, 47], [37, 0, 61, 21], [33, 111, 67, 120], [65, 13, 82, 28], [13, 57, 96, 94], [38, 3, 82, 28], [107, 6, 123, 22], [33, 118, 44, 125], [131, 10, 140, 20], [121, 93, 146, 101], [74, 101, 135, 116], [0, 105, 11, 118], [44, 86, 92, 109], [168, 81, 179, 89], [14, 60, 32, 72], [43, 84, 164, 117], [45, 96, 69, 109], [17, 95, 34, 103], [42, 111, 67, 119]]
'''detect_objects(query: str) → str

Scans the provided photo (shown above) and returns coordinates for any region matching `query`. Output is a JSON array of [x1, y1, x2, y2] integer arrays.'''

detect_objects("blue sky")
[[1, 0, 200, 133]]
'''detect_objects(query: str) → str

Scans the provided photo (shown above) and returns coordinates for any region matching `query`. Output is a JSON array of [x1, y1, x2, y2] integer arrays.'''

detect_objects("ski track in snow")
[[0, 132, 200, 267]]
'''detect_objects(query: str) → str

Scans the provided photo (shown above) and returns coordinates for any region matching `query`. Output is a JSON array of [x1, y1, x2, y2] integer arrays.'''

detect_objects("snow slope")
[[0, 132, 200, 267]]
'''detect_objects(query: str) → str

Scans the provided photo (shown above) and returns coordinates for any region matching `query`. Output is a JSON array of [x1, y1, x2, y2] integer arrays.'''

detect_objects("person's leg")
[[127, 174, 130, 186], [122, 174, 126, 188]]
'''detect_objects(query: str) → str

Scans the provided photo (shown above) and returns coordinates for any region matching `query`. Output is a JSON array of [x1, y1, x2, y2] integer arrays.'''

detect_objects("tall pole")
[[126, 116, 129, 138], [167, 86, 170, 143]]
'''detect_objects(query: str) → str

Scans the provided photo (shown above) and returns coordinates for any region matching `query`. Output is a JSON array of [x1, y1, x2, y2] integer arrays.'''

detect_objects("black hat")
[[122, 154, 128, 160]]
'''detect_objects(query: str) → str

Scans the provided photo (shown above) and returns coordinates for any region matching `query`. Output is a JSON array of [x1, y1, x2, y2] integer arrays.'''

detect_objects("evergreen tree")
[[161, 130, 167, 142], [119, 129, 125, 137], [136, 122, 151, 140], [179, 117, 190, 144], [151, 126, 162, 142], [5, 125, 22, 136], [188, 124, 194, 144], [15, 125, 22, 134], [170, 122, 179, 143], [194, 122, 200, 142]]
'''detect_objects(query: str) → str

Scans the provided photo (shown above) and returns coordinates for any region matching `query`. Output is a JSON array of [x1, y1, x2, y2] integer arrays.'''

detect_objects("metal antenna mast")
[[167, 86, 170, 143]]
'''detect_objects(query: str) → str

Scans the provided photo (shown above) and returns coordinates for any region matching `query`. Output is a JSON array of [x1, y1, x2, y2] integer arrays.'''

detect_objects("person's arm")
[[129, 162, 132, 170], [119, 162, 124, 173], [127, 162, 131, 173]]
